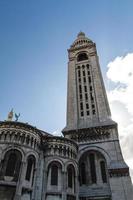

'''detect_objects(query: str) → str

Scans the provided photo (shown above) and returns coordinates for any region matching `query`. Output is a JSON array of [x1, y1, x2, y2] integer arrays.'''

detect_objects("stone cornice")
[[62, 123, 118, 143], [42, 136, 78, 148], [68, 43, 95, 52], [69, 127, 111, 142], [63, 121, 117, 134], [109, 168, 129, 177], [0, 121, 50, 137]]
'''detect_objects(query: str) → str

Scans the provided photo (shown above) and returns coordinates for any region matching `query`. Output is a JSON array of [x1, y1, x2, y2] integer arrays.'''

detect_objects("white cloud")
[[106, 53, 133, 182]]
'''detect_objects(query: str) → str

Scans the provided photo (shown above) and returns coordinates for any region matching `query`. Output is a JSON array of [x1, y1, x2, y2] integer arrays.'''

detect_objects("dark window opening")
[[88, 71, 90, 75], [81, 111, 84, 117], [83, 71, 85, 76], [80, 163, 86, 185], [90, 86, 92, 91], [68, 168, 73, 188], [100, 161, 107, 183], [78, 70, 81, 77], [79, 78, 81, 83], [92, 104, 95, 109], [86, 103, 89, 109], [63, 148, 66, 156], [92, 110, 96, 115], [80, 94, 82, 100], [4, 150, 22, 181], [84, 86, 87, 92], [51, 165, 58, 185], [87, 111, 90, 116], [88, 77, 91, 83], [86, 64, 89, 68], [90, 93, 94, 101], [79, 85, 82, 93], [80, 102, 83, 110], [5, 153, 17, 177], [67, 195, 76, 200], [89, 154, 97, 183], [80, 198, 86, 200], [83, 77, 86, 83], [26, 156, 35, 181], [85, 93, 88, 100], [77, 53, 88, 62], [26, 136, 30, 145]]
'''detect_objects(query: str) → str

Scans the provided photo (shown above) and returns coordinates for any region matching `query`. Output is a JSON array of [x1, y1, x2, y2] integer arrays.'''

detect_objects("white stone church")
[[0, 32, 132, 200]]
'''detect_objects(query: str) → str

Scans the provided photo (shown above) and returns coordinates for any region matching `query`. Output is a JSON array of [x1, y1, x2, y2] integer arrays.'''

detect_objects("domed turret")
[[70, 31, 93, 50]]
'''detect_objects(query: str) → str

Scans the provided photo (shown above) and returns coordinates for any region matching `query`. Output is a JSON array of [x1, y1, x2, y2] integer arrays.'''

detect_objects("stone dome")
[[70, 31, 93, 49]]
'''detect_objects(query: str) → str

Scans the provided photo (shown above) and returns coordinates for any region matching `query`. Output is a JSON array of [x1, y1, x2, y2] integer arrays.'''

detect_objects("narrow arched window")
[[89, 153, 97, 183], [5, 153, 17, 176], [51, 164, 58, 185], [68, 167, 73, 188], [77, 53, 88, 62], [26, 157, 34, 181], [80, 162, 86, 185], [100, 161, 107, 183], [3, 150, 22, 181]]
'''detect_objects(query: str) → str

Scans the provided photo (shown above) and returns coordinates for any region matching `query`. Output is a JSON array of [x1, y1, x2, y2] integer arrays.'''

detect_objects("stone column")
[[75, 172, 79, 200], [33, 153, 44, 200], [62, 171, 67, 200], [41, 168, 47, 200], [95, 158, 101, 184], [14, 161, 27, 200], [31, 167, 37, 200]]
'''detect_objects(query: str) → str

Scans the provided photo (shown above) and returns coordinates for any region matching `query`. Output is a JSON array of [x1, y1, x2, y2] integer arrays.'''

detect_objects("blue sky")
[[0, 0, 133, 134]]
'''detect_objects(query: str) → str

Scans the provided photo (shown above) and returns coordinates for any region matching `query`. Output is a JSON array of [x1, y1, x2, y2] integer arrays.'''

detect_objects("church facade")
[[0, 32, 132, 200]]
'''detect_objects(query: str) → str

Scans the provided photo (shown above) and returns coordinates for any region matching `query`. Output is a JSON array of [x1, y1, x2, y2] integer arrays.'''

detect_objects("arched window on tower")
[[77, 53, 88, 62], [89, 153, 97, 183], [100, 161, 107, 183], [80, 162, 86, 185], [51, 164, 58, 185]]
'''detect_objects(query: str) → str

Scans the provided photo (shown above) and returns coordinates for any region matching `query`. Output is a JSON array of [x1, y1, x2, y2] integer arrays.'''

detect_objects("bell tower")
[[63, 32, 114, 133], [63, 32, 133, 200]]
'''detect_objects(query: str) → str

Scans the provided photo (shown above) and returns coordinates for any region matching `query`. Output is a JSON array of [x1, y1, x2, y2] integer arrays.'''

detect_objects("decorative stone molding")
[[0, 121, 41, 149], [68, 44, 95, 52], [109, 168, 129, 177], [42, 136, 78, 160], [64, 126, 112, 142]]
